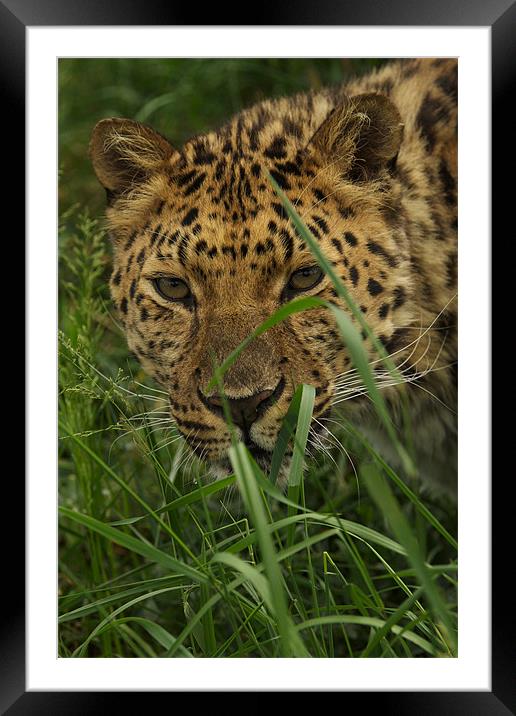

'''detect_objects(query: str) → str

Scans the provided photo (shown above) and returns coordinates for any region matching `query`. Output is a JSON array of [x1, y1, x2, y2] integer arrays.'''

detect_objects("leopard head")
[[90, 91, 413, 479]]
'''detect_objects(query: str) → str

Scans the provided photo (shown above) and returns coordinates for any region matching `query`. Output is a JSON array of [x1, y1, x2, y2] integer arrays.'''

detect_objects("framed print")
[[7, 0, 510, 711]]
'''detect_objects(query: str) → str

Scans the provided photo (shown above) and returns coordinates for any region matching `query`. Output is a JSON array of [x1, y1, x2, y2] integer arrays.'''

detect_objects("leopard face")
[[90, 60, 457, 481]]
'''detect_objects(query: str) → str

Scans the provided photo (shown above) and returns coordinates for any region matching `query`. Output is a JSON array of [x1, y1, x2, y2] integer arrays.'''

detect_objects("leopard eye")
[[287, 265, 324, 292], [153, 277, 191, 301]]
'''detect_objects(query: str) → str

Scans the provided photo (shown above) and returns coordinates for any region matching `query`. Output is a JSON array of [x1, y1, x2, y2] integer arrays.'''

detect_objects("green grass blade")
[[60, 420, 200, 563], [372, 451, 458, 550], [229, 443, 308, 657], [59, 579, 184, 623], [226, 507, 407, 558], [295, 615, 436, 656], [71, 586, 183, 657], [361, 462, 457, 655], [360, 587, 424, 657], [97, 617, 193, 656], [211, 552, 272, 611], [286, 384, 315, 547], [287, 384, 315, 488], [269, 386, 303, 484], [109, 475, 237, 526], [60, 506, 208, 585], [342, 420, 457, 550]]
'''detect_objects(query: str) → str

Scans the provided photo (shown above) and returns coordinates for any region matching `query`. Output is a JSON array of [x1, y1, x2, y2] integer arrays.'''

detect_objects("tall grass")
[[58, 58, 457, 659]]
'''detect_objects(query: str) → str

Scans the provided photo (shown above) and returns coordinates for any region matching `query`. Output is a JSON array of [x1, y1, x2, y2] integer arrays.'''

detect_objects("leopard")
[[89, 58, 458, 496]]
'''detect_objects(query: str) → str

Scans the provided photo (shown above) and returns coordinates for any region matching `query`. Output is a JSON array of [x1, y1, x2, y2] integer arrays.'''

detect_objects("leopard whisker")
[[152, 431, 183, 451], [333, 295, 457, 387], [173, 429, 202, 479], [333, 325, 429, 389], [332, 330, 432, 393], [155, 429, 187, 451], [126, 409, 171, 422], [133, 380, 169, 395], [331, 389, 371, 406], [332, 354, 457, 407], [409, 381, 457, 414], [308, 431, 338, 468], [368, 294, 457, 368], [317, 414, 355, 437], [168, 441, 187, 484], [107, 418, 175, 460], [313, 417, 360, 501]]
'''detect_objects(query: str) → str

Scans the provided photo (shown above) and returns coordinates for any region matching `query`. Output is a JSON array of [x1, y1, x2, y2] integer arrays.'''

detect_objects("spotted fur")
[[90, 58, 457, 492]]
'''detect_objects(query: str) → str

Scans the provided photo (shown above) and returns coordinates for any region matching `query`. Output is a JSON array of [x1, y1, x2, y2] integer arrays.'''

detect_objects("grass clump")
[[59, 202, 457, 659]]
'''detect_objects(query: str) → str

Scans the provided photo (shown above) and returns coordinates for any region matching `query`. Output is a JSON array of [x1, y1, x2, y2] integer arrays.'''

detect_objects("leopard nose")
[[207, 389, 274, 429]]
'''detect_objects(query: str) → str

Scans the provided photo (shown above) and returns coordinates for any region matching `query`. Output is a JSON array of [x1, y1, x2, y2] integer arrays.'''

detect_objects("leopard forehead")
[[123, 164, 371, 284], [109, 116, 400, 291]]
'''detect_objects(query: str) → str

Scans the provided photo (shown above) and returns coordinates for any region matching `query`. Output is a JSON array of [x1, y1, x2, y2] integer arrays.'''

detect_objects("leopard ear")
[[310, 93, 403, 180], [89, 118, 176, 200]]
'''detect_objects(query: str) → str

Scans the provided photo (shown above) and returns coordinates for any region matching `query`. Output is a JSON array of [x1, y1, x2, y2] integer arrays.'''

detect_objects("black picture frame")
[[8, 0, 509, 711]]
